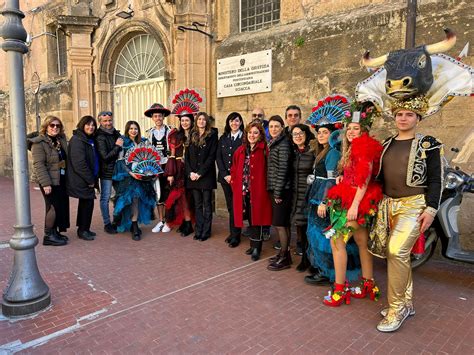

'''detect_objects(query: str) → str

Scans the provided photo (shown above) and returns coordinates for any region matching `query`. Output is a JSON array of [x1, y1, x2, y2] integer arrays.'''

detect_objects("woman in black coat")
[[66, 115, 99, 241], [266, 115, 293, 270], [185, 112, 218, 241], [216, 112, 244, 248], [290, 124, 315, 272]]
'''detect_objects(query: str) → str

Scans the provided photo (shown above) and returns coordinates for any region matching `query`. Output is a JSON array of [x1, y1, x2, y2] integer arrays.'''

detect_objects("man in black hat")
[[144, 103, 173, 233], [95, 110, 123, 234]]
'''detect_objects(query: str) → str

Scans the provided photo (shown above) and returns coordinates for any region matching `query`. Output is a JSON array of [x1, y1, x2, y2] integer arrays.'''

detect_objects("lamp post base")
[[2, 291, 51, 317]]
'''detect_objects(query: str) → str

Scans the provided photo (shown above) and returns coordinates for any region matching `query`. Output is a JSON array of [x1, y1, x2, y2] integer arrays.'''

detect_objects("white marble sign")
[[217, 49, 272, 98]]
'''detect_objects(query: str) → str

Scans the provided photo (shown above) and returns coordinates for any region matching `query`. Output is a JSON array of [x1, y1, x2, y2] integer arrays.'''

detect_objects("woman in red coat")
[[231, 120, 272, 261]]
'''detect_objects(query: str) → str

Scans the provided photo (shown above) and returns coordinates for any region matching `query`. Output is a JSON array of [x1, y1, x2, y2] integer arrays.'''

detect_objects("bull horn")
[[425, 28, 456, 54], [360, 50, 388, 68]]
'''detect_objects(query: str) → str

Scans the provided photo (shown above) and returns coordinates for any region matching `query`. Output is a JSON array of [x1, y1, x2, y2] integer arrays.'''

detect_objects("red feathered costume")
[[164, 129, 192, 226], [327, 133, 383, 225]]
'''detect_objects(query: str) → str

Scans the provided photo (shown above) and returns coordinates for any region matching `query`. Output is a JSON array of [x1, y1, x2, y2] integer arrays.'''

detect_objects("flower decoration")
[[342, 101, 379, 130]]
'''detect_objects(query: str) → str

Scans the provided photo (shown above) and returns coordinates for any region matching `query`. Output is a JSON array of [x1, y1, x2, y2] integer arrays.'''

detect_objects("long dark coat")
[[231, 141, 272, 228], [185, 129, 218, 190], [267, 134, 292, 198], [66, 129, 97, 200], [291, 145, 315, 225]]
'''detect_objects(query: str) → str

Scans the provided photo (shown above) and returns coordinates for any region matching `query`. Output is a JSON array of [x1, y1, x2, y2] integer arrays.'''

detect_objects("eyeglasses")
[[252, 113, 264, 118], [292, 132, 305, 137], [49, 123, 61, 128], [99, 111, 113, 117]]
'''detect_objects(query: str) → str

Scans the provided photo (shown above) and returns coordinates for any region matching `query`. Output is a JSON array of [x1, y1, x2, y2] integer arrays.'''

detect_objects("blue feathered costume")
[[306, 130, 361, 282], [112, 137, 156, 233]]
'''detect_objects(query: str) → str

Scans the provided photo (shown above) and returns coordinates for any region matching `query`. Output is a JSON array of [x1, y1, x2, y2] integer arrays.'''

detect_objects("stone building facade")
[[0, 0, 472, 236]]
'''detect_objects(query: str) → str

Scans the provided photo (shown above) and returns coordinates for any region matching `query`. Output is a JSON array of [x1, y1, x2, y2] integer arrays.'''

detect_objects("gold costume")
[[369, 194, 425, 313]]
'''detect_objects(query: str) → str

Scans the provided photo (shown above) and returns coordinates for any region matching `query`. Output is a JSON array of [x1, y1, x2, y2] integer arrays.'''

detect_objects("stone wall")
[[0, 79, 73, 178]]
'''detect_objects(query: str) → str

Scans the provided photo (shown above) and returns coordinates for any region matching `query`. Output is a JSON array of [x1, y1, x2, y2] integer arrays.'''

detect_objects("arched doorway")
[[113, 34, 167, 131]]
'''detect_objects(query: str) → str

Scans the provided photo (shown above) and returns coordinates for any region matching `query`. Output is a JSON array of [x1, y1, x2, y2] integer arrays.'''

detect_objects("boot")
[[323, 282, 351, 307], [268, 253, 280, 263], [251, 240, 262, 261], [77, 229, 94, 241], [350, 277, 380, 301], [228, 236, 241, 248], [43, 228, 67, 246], [296, 234, 309, 272], [304, 272, 331, 286], [267, 250, 292, 271], [176, 221, 185, 234], [54, 228, 69, 241], [131, 221, 141, 241], [181, 221, 194, 237], [296, 254, 310, 272]]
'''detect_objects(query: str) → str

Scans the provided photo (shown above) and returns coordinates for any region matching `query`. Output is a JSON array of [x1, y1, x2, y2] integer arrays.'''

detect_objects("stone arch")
[[98, 20, 173, 87]]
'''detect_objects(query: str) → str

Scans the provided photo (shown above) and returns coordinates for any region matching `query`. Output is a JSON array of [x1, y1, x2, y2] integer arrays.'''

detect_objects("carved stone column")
[[57, 15, 99, 122], [174, 1, 212, 110]]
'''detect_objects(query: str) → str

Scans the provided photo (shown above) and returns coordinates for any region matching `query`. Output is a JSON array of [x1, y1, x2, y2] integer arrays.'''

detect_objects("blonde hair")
[[337, 124, 369, 174], [39, 116, 65, 136]]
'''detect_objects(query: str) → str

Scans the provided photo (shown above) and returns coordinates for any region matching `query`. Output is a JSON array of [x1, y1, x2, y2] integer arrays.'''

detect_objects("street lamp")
[[0, 0, 51, 316]]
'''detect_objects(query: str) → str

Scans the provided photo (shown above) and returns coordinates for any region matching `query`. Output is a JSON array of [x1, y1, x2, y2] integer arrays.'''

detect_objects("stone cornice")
[[57, 15, 100, 31]]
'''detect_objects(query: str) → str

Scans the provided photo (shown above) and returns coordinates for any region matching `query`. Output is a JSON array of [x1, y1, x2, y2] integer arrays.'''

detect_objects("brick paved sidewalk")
[[0, 176, 473, 354]]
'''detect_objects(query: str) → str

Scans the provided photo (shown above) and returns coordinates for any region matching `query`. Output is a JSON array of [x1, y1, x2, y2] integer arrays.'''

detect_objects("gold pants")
[[373, 194, 426, 313]]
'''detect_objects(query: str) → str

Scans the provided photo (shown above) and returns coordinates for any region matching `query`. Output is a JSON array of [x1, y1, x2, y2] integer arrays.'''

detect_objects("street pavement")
[[0, 176, 473, 354]]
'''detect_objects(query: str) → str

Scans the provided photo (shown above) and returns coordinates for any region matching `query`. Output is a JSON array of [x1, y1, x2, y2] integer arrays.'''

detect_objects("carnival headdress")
[[342, 101, 378, 130], [356, 29, 473, 118], [170, 88, 204, 117], [306, 94, 351, 130]]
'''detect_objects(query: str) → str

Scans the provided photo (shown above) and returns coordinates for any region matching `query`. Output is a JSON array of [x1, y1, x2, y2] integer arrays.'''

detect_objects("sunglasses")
[[99, 111, 113, 117], [252, 113, 264, 118], [49, 123, 61, 128]]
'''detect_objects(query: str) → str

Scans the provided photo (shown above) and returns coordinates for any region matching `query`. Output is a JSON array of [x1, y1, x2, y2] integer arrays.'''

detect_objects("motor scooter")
[[411, 148, 474, 269]]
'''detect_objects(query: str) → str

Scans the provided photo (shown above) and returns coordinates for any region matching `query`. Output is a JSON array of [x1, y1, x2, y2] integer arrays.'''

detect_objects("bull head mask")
[[361, 29, 456, 99]]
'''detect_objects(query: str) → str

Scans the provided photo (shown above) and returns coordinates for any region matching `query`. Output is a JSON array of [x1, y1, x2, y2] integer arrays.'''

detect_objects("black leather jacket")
[[95, 127, 122, 180], [267, 134, 292, 198]]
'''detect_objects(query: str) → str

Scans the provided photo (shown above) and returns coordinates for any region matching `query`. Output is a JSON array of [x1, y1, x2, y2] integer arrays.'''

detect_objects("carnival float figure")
[[304, 95, 361, 285], [113, 121, 163, 241], [357, 28, 473, 332]]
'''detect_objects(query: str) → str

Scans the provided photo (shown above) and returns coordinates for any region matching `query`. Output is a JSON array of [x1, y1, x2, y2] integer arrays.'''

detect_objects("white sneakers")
[[152, 221, 164, 233], [152, 221, 171, 233]]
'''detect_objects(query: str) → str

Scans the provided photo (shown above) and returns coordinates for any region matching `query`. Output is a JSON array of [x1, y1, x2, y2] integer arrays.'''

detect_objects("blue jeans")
[[100, 179, 113, 225]]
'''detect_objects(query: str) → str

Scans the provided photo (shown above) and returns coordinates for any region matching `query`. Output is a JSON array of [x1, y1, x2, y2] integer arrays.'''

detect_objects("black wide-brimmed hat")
[[144, 103, 171, 118]]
